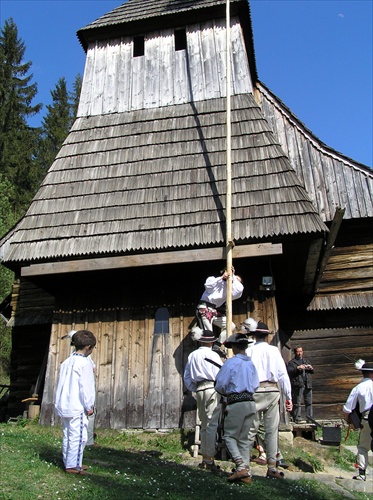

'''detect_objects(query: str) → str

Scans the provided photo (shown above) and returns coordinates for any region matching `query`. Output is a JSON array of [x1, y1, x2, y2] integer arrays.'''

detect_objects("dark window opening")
[[133, 35, 145, 57], [174, 29, 187, 51], [154, 307, 169, 335]]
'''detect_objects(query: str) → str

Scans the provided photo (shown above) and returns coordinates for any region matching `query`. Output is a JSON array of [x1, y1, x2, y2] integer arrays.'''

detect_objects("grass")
[[0, 420, 369, 500]]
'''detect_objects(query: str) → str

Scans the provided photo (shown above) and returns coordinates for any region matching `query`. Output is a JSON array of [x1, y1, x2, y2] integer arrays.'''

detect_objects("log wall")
[[288, 327, 373, 419]]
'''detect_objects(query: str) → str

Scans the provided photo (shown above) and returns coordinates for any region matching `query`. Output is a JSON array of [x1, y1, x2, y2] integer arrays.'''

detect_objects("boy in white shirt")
[[55, 330, 96, 475]]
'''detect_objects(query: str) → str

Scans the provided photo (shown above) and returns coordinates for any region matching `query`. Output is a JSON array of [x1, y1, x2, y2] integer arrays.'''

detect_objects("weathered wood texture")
[[258, 83, 373, 222], [2, 93, 326, 265], [7, 279, 55, 326], [79, 18, 252, 116], [40, 305, 260, 429], [289, 327, 373, 419], [308, 244, 373, 310]]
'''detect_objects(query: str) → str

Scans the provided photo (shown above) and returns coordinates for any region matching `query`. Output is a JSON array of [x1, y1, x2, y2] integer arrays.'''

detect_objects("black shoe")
[[276, 459, 289, 469]]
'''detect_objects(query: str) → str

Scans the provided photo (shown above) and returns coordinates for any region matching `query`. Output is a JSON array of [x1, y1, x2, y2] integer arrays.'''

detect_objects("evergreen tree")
[[37, 74, 82, 173], [0, 173, 16, 303], [70, 73, 82, 120], [0, 18, 42, 217], [38, 77, 71, 172]]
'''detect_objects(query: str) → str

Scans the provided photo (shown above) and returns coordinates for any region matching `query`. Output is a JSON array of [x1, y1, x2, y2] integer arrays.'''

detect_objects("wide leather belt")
[[227, 391, 254, 405]]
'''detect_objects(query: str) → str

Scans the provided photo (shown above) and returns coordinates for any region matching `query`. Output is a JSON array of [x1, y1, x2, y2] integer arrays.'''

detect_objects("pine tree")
[[0, 18, 42, 216], [71, 73, 82, 120], [38, 77, 71, 172]]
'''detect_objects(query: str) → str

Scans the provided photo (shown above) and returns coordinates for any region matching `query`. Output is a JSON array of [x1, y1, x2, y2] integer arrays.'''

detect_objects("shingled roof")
[[1, 93, 326, 265]]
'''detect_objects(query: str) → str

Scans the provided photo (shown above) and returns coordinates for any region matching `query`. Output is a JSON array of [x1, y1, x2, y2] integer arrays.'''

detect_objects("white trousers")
[[86, 412, 95, 446], [357, 418, 371, 471], [248, 391, 280, 467], [197, 308, 231, 343], [62, 413, 88, 470], [196, 387, 221, 458]]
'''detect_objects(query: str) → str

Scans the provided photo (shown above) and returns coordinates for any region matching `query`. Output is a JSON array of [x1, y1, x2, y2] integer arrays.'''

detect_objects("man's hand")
[[285, 400, 293, 412], [87, 409, 94, 416]]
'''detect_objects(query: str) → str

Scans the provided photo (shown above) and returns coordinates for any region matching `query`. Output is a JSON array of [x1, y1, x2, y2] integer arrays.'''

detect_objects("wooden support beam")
[[21, 243, 283, 277]]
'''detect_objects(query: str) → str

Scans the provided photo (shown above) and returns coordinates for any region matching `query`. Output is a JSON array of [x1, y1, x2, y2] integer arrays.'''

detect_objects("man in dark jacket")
[[287, 346, 314, 423]]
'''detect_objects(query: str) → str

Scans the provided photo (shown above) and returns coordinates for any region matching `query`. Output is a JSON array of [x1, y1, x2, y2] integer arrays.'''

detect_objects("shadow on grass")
[[37, 442, 347, 500]]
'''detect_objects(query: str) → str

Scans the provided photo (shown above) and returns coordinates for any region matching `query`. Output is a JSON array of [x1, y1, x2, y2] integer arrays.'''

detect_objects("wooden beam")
[[314, 207, 345, 292], [21, 242, 282, 277]]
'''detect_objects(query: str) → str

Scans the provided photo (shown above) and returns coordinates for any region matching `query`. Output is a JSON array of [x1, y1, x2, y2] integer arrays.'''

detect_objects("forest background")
[[0, 18, 81, 384]]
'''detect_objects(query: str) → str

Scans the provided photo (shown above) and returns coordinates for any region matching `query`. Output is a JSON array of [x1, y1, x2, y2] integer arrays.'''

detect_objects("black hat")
[[241, 318, 269, 335], [361, 362, 373, 371], [191, 327, 216, 343], [355, 359, 373, 371], [224, 333, 249, 349]]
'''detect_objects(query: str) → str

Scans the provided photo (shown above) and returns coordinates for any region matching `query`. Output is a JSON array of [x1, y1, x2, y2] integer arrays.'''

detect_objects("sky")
[[1, 0, 372, 167]]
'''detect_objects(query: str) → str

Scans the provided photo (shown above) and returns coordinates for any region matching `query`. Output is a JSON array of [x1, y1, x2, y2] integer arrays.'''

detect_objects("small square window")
[[174, 29, 187, 51], [133, 35, 145, 57]]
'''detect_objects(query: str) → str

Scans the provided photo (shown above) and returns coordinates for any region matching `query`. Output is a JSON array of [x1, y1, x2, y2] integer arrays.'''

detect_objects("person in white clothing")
[[55, 330, 96, 475], [196, 267, 243, 343], [242, 318, 292, 480], [62, 329, 97, 447], [343, 360, 373, 481], [184, 328, 223, 471]]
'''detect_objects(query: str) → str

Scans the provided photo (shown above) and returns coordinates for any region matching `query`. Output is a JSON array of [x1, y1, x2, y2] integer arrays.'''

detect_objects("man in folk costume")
[[196, 267, 243, 343], [183, 328, 223, 471], [343, 360, 373, 482], [243, 318, 292, 479], [287, 345, 314, 423], [215, 333, 259, 484]]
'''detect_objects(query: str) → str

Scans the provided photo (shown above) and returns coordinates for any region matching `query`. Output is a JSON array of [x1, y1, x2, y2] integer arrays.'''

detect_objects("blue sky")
[[1, 0, 372, 167]]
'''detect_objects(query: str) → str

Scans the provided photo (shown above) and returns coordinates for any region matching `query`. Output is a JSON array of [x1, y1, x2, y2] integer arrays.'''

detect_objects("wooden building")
[[0, 0, 372, 427]]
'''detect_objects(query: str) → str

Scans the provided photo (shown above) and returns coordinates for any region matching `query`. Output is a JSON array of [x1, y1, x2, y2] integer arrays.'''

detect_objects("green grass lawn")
[[0, 420, 366, 500]]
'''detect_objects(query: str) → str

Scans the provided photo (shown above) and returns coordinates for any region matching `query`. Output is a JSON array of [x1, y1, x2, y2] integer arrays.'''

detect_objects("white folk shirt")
[[200, 275, 243, 308], [343, 377, 373, 414], [55, 353, 96, 418], [184, 346, 223, 393], [249, 340, 292, 400]]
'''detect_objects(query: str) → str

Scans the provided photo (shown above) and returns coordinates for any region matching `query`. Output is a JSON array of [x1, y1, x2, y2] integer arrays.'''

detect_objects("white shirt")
[[184, 346, 223, 392], [200, 275, 243, 308], [55, 353, 96, 418], [249, 340, 292, 400], [343, 377, 373, 414]]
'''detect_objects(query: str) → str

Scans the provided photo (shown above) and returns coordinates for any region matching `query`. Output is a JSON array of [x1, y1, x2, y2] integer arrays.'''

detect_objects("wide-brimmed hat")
[[191, 326, 216, 342], [361, 362, 373, 371], [242, 318, 269, 335], [61, 329, 77, 340], [224, 333, 249, 349]]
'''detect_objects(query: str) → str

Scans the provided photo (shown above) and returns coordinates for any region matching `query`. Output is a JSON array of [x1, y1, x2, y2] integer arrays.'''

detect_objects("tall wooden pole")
[[225, 0, 233, 339]]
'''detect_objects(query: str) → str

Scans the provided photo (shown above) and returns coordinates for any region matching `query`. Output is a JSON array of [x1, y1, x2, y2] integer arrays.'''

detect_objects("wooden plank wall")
[[40, 291, 278, 430], [78, 17, 253, 117], [41, 305, 199, 429], [289, 327, 373, 419]]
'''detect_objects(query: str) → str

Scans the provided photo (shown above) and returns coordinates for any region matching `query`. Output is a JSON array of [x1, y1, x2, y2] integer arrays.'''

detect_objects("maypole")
[[225, 0, 233, 339]]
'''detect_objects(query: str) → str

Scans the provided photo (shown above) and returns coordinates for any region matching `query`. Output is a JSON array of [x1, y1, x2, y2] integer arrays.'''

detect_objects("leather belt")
[[227, 391, 254, 405]]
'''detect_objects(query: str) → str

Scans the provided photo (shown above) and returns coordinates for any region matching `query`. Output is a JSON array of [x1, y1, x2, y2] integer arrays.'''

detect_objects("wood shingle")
[[3, 94, 325, 265]]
